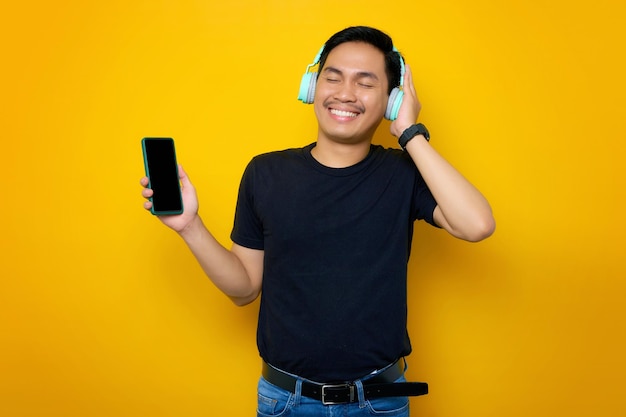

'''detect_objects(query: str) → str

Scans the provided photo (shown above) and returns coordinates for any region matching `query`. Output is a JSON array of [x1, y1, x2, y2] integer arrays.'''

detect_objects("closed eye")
[[322, 67, 342, 84]]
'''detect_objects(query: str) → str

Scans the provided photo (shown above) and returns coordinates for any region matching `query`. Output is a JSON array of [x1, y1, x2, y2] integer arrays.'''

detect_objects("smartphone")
[[141, 137, 184, 215]]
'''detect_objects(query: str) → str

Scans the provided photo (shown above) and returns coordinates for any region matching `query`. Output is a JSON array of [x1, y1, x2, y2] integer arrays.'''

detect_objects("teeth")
[[331, 109, 358, 118]]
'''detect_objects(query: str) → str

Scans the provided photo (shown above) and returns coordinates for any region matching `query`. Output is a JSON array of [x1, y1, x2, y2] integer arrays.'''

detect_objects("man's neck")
[[310, 137, 372, 168]]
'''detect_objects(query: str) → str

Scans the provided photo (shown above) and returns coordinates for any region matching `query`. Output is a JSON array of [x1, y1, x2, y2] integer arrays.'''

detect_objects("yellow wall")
[[1, 1, 624, 416]]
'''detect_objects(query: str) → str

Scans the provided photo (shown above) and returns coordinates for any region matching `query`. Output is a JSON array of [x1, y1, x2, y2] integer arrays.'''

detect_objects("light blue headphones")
[[297, 46, 405, 121]]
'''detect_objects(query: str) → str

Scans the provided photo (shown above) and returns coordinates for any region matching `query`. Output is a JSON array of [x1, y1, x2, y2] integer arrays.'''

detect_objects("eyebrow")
[[322, 66, 380, 81]]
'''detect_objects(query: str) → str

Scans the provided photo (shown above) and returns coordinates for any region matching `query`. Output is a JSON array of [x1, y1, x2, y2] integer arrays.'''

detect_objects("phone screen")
[[142, 138, 183, 215]]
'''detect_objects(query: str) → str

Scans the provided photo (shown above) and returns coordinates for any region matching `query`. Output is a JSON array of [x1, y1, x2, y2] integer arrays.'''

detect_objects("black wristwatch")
[[398, 123, 430, 150]]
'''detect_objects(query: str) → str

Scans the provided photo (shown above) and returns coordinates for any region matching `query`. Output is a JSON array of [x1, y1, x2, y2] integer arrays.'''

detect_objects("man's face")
[[313, 41, 389, 145]]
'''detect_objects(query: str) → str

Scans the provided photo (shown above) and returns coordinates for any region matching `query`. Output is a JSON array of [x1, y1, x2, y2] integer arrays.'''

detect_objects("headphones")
[[297, 46, 405, 121]]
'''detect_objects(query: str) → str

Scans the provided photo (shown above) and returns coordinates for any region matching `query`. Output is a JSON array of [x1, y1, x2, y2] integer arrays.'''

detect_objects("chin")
[[321, 130, 373, 145]]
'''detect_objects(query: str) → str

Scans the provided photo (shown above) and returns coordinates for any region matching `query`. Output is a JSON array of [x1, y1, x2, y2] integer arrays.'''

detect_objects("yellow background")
[[1, 1, 624, 416]]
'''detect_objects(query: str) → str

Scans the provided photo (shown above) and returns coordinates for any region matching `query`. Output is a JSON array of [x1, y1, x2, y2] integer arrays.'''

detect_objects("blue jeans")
[[256, 372, 410, 416]]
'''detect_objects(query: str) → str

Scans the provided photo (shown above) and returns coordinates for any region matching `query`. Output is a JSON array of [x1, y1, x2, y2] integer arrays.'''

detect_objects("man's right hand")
[[140, 164, 200, 234]]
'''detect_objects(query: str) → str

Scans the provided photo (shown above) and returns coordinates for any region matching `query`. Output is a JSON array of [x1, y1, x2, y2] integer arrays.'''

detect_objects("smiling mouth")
[[330, 108, 359, 118]]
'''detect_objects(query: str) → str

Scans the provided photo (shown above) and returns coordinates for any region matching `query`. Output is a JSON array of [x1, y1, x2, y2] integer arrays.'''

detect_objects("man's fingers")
[[403, 64, 416, 95]]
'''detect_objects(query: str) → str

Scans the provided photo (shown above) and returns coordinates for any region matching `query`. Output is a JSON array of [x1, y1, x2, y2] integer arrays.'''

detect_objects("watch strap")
[[398, 123, 430, 150]]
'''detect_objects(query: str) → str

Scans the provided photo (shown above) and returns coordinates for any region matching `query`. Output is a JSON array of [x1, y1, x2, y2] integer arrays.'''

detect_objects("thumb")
[[178, 164, 193, 187]]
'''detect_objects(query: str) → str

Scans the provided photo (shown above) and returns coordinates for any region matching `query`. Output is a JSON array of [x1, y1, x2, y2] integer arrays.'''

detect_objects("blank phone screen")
[[142, 138, 183, 213]]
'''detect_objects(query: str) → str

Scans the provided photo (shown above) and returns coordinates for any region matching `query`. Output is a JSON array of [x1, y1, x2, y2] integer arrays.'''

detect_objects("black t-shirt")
[[231, 143, 438, 382]]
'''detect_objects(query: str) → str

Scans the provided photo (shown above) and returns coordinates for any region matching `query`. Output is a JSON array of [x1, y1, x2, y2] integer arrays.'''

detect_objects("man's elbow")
[[464, 215, 496, 242], [229, 290, 261, 307]]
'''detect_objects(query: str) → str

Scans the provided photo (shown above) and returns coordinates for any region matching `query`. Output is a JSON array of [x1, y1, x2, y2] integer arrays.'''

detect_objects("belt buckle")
[[321, 383, 354, 405]]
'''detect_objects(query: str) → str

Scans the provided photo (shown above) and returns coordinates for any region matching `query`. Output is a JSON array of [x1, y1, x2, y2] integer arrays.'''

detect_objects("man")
[[140, 26, 495, 416]]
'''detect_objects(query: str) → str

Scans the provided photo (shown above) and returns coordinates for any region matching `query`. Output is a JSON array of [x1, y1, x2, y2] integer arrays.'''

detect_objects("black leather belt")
[[262, 359, 428, 405]]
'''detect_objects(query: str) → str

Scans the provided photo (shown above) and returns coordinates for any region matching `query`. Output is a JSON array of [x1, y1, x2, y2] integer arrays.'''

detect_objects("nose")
[[334, 82, 357, 102]]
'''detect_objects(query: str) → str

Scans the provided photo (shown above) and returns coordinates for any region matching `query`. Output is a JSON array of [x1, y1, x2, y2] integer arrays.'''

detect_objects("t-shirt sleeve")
[[412, 168, 440, 228], [230, 159, 265, 250]]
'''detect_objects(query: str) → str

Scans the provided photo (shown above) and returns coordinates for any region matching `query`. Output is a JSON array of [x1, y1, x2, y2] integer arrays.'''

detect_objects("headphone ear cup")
[[385, 87, 404, 121], [298, 72, 317, 104]]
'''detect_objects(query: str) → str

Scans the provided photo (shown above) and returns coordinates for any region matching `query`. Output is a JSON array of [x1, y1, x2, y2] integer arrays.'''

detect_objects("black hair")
[[317, 26, 402, 95]]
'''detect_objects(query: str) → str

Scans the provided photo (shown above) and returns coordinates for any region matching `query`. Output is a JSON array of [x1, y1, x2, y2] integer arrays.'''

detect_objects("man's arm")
[[141, 166, 264, 306], [404, 136, 495, 241], [178, 216, 264, 306], [391, 64, 495, 242]]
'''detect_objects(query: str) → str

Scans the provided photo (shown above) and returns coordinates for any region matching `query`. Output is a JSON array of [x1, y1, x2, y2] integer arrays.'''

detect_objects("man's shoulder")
[[371, 143, 403, 157], [370, 144, 416, 167], [250, 144, 313, 165]]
